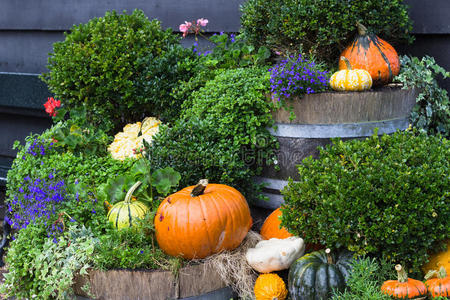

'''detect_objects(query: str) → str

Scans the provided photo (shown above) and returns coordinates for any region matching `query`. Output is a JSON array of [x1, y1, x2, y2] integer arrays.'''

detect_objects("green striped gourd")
[[107, 181, 148, 229]]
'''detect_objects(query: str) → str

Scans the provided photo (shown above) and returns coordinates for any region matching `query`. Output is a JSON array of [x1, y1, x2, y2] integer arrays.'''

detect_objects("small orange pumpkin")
[[154, 179, 252, 259], [260, 208, 293, 240], [340, 22, 400, 86], [261, 207, 323, 253], [425, 266, 450, 298], [381, 264, 427, 299], [254, 273, 288, 300]]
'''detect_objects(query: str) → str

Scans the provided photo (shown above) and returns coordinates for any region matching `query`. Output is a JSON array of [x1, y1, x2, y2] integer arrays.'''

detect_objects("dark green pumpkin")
[[288, 249, 353, 300]]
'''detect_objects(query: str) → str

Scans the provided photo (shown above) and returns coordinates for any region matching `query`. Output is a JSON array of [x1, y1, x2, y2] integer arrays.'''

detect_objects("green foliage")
[[151, 167, 182, 196], [183, 68, 275, 149], [1, 224, 98, 299], [172, 33, 271, 120], [240, 0, 413, 66], [51, 121, 111, 156], [41, 9, 198, 132], [281, 130, 449, 274], [203, 33, 271, 69], [93, 213, 179, 270], [395, 55, 450, 138], [149, 67, 277, 199], [148, 117, 246, 190], [6, 128, 135, 233], [49, 107, 112, 156], [331, 257, 392, 300], [97, 157, 181, 210], [7, 131, 134, 201]]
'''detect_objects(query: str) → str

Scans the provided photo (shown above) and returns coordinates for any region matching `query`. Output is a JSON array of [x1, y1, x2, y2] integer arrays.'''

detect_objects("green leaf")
[[151, 167, 181, 196]]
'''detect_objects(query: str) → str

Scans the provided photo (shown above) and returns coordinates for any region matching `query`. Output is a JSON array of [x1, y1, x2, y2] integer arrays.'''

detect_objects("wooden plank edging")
[[73, 262, 228, 300]]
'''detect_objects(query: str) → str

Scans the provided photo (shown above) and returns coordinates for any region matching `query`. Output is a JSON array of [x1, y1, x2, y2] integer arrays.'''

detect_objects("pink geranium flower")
[[43, 97, 61, 117], [196, 18, 208, 27], [179, 21, 192, 37]]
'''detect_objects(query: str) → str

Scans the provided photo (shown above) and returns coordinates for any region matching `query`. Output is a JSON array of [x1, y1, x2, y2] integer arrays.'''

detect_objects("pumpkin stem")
[[395, 264, 408, 283], [191, 179, 209, 197], [340, 56, 352, 70], [325, 248, 334, 264], [125, 181, 142, 204], [356, 22, 368, 36], [425, 266, 448, 280]]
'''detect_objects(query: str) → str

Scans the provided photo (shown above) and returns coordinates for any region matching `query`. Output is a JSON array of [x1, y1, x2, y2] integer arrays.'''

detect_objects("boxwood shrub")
[[42, 9, 198, 132], [281, 130, 449, 274], [240, 0, 413, 66]]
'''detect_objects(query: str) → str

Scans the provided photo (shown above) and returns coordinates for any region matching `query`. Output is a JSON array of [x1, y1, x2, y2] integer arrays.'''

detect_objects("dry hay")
[[202, 231, 262, 300]]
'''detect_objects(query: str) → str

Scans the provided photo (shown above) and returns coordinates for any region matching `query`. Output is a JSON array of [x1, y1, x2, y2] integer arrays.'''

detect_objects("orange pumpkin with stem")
[[425, 266, 450, 298], [154, 179, 252, 259], [381, 264, 427, 299], [340, 22, 400, 86]]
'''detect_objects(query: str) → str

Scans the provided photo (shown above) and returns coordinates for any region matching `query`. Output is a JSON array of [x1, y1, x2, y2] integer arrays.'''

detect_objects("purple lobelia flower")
[[269, 53, 329, 102]]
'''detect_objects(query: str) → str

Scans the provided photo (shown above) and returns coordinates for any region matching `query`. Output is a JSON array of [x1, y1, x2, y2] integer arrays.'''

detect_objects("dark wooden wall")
[[0, 0, 449, 185]]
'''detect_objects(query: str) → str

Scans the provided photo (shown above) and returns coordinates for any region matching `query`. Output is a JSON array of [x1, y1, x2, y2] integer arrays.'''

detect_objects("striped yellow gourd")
[[330, 57, 372, 92], [107, 181, 149, 230]]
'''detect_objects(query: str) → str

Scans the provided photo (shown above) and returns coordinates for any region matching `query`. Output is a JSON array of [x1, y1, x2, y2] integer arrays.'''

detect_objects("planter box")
[[73, 262, 234, 300], [254, 86, 417, 209]]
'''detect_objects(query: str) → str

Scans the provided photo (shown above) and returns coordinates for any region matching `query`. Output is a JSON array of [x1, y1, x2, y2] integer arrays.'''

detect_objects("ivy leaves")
[[396, 55, 450, 137]]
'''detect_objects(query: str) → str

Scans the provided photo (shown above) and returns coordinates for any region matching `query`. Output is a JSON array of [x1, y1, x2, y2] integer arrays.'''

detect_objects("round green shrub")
[[240, 0, 413, 66], [281, 130, 449, 274], [42, 9, 198, 132], [149, 67, 278, 199]]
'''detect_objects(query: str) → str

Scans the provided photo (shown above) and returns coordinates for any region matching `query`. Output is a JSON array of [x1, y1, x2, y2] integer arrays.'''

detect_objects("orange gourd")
[[340, 22, 400, 86], [254, 273, 288, 300], [154, 179, 252, 259], [260, 208, 293, 240], [425, 266, 450, 298], [381, 264, 427, 299]]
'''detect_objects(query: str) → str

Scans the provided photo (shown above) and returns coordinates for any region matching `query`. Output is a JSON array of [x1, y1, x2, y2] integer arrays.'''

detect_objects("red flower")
[[43, 97, 61, 117]]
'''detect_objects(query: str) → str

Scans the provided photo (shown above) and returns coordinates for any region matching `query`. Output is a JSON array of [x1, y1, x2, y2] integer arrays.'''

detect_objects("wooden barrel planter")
[[73, 262, 234, 300], [253, 86, 417, 209]]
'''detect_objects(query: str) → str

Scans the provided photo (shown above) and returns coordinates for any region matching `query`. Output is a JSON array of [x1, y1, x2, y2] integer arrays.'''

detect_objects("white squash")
[[245, 236, 305, 273]]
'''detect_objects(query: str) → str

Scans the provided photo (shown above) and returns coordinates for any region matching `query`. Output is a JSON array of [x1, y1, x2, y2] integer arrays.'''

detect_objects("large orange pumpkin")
[[154, 179, 252, 259], [339, 22, 400, 86], [381, 264, 427, 299], [260, 208, 293, 240]]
